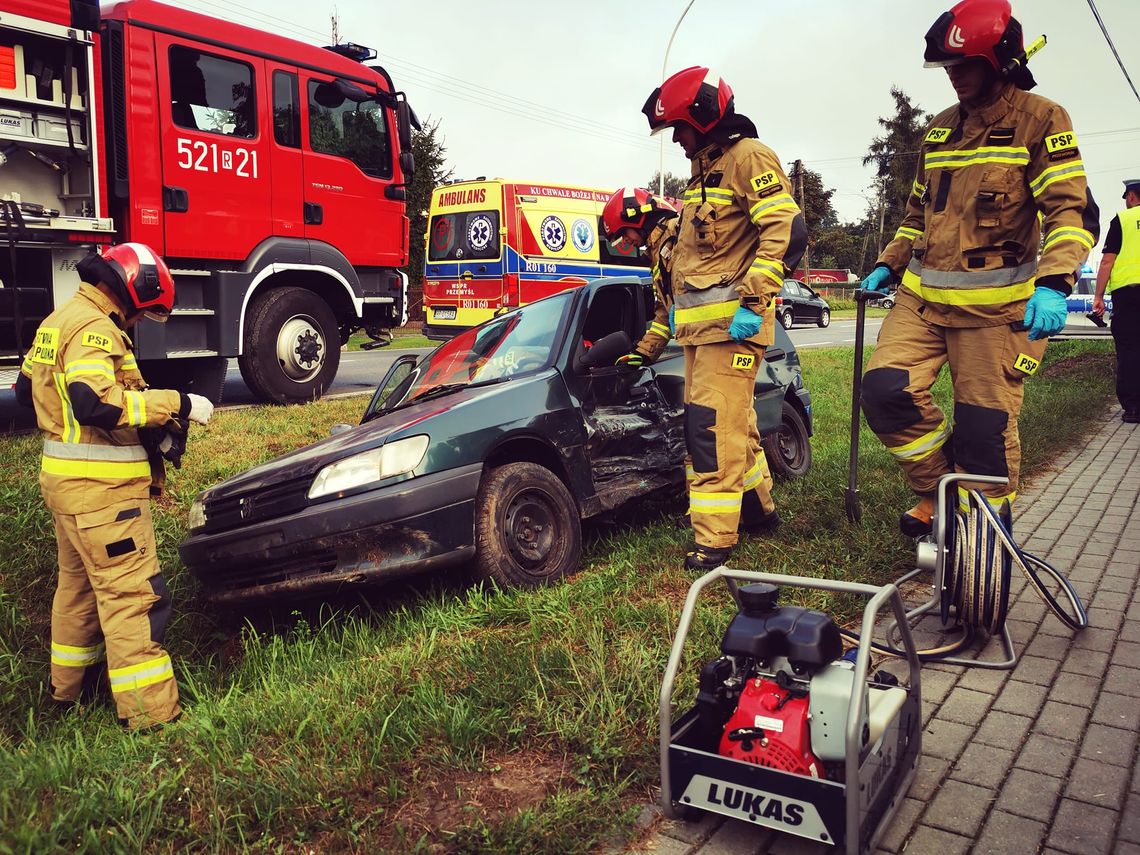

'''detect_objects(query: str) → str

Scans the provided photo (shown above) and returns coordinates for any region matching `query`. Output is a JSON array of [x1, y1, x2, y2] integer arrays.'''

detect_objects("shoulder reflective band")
[[924, 146, 1030, 170], [749, 194, 797, 224], [895, 226, 923, 242], [123, 390, 147, 427], [912, 181, 927, 198], [749, 258, 784, 285], [1029, 161, 1086, 198], [1042, 227, 1095, 254], [649, 321, 670, 338], [64, 359, 115, 382]]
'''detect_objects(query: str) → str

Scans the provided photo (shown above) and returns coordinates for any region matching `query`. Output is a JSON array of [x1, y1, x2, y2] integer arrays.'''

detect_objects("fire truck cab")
[[0, 0, 416, 404]]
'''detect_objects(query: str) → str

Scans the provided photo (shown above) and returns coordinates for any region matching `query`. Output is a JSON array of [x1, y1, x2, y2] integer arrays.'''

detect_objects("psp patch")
[[924, 127, 952, 144], [1045, 131, 1078, 154], [29, 327, 60, 365], [731, 353, 756, 370], [751, 171, 782, 197], [1013, 352, 1040, 375], [81, 331, 114, 353]]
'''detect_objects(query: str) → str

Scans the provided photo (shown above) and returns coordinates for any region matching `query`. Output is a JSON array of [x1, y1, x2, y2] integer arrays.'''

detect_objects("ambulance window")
[[428, 211, 500, 261], [169, 46, 256, 138], [307, 79, 391, 178], [597, 217, 650, 268], [273, 71, 300, 148]]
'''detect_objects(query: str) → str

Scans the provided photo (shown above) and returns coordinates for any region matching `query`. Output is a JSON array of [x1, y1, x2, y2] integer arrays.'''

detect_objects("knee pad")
[[685, 403, 718, 474], [952, 402, 1009, 477], [861, 367, 922, 434]]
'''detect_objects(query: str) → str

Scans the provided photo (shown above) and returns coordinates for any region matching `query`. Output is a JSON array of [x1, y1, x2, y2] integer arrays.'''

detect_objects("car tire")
[[780, 309, 794, 330], [474, 462, 582, 588], [817, 309, 830, 328], [238, 287, 340, 405], [883, 297, 895, 309], [762, 399, 812, 480]]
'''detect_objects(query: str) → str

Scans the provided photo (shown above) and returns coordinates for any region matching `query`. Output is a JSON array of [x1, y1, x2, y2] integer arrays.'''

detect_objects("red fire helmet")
[[77, 242, 175, 320], [601, 187, 678, 238], [641, 66, 733, 135], [924, 0, 1026, 73]]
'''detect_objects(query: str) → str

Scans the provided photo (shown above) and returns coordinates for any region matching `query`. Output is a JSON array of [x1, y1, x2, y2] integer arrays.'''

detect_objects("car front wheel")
[[817, 309, 830, 328], [474, 462, 582, 588], [762, 399, 812, 479], [780, 309, 794, 330]]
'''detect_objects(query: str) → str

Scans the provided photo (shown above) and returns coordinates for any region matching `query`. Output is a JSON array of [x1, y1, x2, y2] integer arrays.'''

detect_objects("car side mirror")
[[329, 423, 355, 436], [578, 330, 632, 371]]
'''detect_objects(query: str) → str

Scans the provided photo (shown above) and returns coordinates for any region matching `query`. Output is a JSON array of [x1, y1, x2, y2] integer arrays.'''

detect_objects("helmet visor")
[[144, 308, 170, 324]]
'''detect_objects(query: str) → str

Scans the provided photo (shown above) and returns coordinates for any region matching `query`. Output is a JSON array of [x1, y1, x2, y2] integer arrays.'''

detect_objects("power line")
[[1085, 0, 1140, 104]]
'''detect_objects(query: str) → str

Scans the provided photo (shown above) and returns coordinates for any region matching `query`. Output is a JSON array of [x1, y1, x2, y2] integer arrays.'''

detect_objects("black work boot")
[[684, 544, 733, 573], [899, 495, 935, 538], [740, 490, 781, 535]]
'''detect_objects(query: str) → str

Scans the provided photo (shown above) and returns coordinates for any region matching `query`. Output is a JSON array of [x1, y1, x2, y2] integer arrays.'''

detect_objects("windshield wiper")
[[392, 376, 511, 410]]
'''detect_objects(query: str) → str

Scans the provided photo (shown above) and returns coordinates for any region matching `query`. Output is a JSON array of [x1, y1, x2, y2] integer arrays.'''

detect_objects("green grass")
[[0, 340, 1115, 853], [830, 306, 889, 320], [347, 330, 435, 351]]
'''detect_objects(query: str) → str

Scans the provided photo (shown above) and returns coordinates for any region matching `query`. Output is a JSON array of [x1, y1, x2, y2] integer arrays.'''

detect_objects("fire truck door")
[[267, 66, 305, 240], [301, 73, 403, 267], [155, 36, 272, 261]]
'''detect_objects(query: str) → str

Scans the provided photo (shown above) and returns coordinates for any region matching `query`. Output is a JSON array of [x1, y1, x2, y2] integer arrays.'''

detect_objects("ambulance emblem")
[[540, 215, 566, 251], [571, 218, 594, 253], [467, 214, 494, 252]]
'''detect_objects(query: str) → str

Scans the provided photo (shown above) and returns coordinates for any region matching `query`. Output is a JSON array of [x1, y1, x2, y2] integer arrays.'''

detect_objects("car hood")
[[203, 382, 522, 500]]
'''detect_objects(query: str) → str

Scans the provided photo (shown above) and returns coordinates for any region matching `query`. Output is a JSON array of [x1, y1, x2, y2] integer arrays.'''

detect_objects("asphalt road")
[[0, 321, 879, 431]]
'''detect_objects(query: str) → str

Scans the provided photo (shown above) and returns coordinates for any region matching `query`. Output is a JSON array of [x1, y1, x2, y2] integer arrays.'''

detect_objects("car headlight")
[[307, 435, 430, 500], [188, 496, 207, 532]]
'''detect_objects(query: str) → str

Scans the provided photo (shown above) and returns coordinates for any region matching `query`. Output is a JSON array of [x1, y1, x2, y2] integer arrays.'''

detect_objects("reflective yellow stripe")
[[749, 258, 784, 285], [749, 194, 797, 223], [683, 188, 733, 206], [53, 373, 80, 444], [743, 461, 762, 490], [41, 455, 152, 478], [121, 355, 138, 371], [1042, 227, 1095, 254], [675, 300, 739, 324], [64, 359, 115, 381], [886, 418, 951, 462], [51, 641, 106, 666], [902, 268, 1035, 306], [924, 146, 1030, 169], [1029, 161, 1086, 198], [123, 390, 147, 426], [895, 227, 923, 242], [649, 322, 670, 337], [685, 463, 695, 481], [912, 181, 926, 198], [20, 356, 33, 377], [957, 487, 1017, 513], [109, 654, 174, 693], [689, 490, 743, 514]]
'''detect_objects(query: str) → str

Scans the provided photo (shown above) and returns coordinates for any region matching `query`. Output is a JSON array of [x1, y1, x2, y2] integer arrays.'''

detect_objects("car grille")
[[214, 549, 339, 592], [204, 477, 312, 533]]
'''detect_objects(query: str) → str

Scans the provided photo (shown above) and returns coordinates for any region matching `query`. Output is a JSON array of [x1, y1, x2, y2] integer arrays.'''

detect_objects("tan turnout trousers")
[[684, 339, 776, 548], [50, 499, 179, 728], [862, 291, 1048, 508]]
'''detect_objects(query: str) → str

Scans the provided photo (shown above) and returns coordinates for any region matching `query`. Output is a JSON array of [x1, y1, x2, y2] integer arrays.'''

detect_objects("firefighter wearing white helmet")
[[15, 242, 214, 729], [859, 0, 1100, 536], [642, 67, 807, 572]]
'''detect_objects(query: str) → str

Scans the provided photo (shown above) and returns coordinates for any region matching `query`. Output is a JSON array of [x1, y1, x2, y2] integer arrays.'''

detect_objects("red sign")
[[793, 268, 853, 284], [515, 184, 610, 203]]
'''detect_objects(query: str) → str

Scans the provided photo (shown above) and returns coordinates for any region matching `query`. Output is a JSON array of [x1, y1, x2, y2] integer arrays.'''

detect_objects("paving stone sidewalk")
[[632, 407, 1140, 855]]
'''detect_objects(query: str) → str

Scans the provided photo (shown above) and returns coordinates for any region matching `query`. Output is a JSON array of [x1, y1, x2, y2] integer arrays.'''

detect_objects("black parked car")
[[180, 277, 814, 602], [776, 279, 831, 329]]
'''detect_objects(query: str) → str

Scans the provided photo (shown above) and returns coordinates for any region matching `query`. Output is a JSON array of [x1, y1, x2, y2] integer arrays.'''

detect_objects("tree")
[[402, 117, 453, 322], [645, 170, 688, 200], [862, 87, 931, 251]]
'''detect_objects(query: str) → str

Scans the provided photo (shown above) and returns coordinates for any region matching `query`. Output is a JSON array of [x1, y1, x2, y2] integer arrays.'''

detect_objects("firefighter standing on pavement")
[[1092, 179, 1140, 424], [860, 0, 1100, 536], [15, 243, 214, 729], [642, 67, 807, 571], [600, 187, 679, 367]]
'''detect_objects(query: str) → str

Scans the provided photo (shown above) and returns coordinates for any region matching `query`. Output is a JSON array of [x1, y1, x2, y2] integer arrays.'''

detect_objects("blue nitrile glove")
[[1023, 286, 1068, 341], [616, 352, 644, 368], [861, 265, 892, 293], [669, 305, 676, 336], [727, 306, 763, 342]]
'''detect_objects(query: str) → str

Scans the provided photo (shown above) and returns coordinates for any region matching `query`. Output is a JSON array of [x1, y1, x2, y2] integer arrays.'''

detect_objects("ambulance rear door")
[[424, 181, 505, 327], [155, 33, 272, 260]]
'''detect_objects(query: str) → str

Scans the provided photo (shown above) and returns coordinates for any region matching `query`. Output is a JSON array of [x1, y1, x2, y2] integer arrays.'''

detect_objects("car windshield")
[[388, 291, 573, 410]]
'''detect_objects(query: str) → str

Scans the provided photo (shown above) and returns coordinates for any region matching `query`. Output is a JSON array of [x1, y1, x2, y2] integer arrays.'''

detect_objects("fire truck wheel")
[[239, 287, 341, 405], [761, 399, 812, 480], [474, 462, 582, 588]]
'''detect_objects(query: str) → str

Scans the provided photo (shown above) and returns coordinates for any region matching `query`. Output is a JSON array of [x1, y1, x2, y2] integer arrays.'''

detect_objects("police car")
[[1057, 263, 1112, 339]]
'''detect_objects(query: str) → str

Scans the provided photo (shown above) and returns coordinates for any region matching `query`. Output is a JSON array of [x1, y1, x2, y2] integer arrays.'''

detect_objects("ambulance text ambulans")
[[422, 179, 651, 339], [0, 0, 417, 403]]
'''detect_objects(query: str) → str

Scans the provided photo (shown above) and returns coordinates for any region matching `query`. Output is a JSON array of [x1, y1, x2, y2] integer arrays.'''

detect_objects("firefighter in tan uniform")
[[642, 67, 807, 571], [860, 0, 1099, 537], [14, 243, 215, 729]]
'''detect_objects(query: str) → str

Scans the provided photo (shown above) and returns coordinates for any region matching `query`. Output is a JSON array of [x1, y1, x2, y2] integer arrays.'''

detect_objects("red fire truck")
[[0, 0, 417, 403]]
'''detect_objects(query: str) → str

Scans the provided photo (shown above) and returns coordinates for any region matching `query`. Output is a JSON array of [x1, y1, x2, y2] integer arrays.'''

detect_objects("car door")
[[561, 283, 684, 509], [801, 283, 821, 322]]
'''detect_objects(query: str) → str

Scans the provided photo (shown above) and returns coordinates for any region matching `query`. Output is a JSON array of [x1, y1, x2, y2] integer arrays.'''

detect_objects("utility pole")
[[794, 159, 810, 277], [330, 9, 340, 45], [659, 0, 697, 196], [877, 184, 887, 255]]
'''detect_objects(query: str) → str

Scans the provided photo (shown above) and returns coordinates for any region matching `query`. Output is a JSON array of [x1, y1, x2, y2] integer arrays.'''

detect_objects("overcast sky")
[[184, 0, 1139, 263]]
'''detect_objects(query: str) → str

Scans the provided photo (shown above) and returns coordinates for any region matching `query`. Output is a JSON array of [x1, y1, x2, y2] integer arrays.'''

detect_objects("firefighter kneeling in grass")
[[641, 67, 807, 572], [15, 243, 214, 729], [860, 0, 1099, 537]]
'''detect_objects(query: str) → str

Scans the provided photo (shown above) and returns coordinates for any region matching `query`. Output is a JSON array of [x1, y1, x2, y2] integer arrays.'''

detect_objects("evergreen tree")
[[402, 118, 453, 321], [862, 88, 931, 252], [645, 170, 688, 201]]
